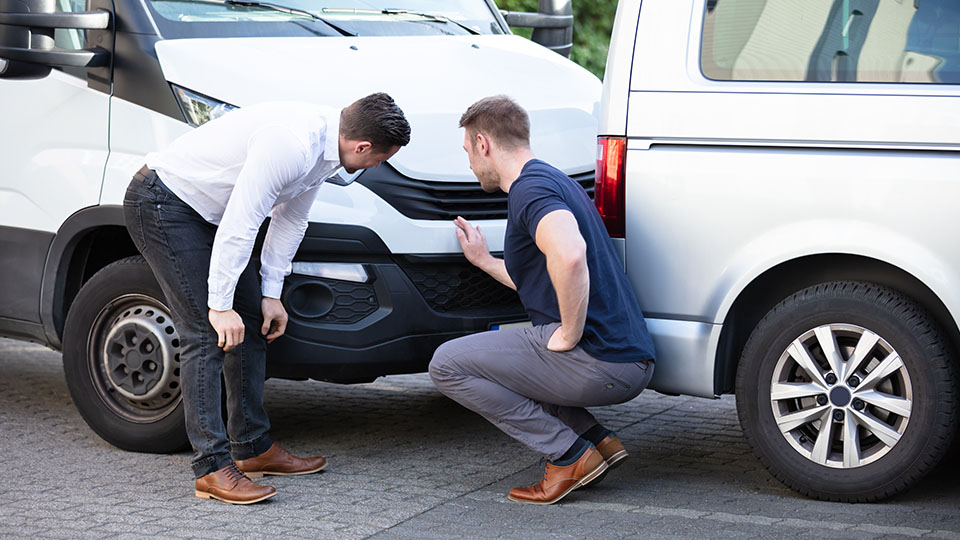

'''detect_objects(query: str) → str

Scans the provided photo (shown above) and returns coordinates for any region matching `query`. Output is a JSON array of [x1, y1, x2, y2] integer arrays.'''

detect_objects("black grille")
[[357, 164, 595, 221], [319, 281, 378, 324], [399, 259, 524, 314], [286, 278, 378, 324]]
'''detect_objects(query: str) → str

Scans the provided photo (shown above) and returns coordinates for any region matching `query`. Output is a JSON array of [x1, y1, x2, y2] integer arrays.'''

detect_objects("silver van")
[[597, 0, 959, 501]]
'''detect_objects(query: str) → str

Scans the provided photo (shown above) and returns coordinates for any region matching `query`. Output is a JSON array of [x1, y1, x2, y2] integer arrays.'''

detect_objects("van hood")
[[155, 35, 600, 181]]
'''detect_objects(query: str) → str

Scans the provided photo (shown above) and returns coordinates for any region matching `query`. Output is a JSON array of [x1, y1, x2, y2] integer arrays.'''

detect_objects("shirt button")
[[606, 383, 614, 389]]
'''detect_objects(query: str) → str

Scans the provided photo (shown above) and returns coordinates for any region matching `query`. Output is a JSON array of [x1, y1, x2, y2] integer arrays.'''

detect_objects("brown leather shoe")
[[582, 435, 629, 488], [596, 435, 629, 468], [507, 447, 608, 505], [195, 463, 276, 505], [236, 443, 327, 478]]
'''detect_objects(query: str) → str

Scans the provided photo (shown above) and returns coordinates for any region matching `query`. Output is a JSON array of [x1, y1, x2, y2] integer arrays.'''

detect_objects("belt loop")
[[137, 165, 158, 187]]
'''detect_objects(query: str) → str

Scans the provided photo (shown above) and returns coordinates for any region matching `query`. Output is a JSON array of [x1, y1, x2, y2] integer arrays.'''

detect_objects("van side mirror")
[[0, 0, 111, 80], [500, 0, 574, 58]]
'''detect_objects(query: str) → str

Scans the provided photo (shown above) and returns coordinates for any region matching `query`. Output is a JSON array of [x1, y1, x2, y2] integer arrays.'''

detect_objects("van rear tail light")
[[595, 136, 626, 238]]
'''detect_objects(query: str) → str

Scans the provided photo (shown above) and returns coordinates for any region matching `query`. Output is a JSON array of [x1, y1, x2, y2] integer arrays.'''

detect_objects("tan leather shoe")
[[507, 447, 608, 505], [236, 443, 327, 478], [596, 435, 629, 468], [583, 435, 629, 488], [195, 463, 276, 505]]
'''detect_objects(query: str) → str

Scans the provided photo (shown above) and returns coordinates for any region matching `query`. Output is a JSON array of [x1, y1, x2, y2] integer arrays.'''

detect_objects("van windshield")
[[147, 0, 502, 39]]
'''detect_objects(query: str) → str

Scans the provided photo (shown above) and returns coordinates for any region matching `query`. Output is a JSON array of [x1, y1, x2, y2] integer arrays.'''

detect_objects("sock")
[[551, 437, 591, 466], [580, 424, 614, 446]]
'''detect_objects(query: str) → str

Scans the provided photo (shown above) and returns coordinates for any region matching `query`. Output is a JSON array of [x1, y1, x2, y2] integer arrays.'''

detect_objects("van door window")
[[701, 0, 960, 84]]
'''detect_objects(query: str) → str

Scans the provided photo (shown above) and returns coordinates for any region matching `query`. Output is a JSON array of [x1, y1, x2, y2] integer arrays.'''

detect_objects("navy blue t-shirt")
[[504, 159, 656, 363]]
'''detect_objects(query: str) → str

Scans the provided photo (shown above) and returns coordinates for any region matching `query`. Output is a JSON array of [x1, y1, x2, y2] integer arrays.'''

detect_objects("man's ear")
[[356, 141, 373, 154], [476, 133, 491, 156]]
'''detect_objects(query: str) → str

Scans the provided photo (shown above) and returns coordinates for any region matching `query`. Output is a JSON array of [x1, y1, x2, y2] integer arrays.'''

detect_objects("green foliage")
[[495, 0, 618, 79]]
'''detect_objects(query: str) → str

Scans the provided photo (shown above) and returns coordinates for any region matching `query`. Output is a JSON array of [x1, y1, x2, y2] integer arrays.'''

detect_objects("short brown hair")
[[340, 92, 411, 149], [459, 95, 530, 150]]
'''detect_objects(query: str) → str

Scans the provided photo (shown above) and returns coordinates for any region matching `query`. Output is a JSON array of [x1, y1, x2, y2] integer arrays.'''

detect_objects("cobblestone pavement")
[[1, 337, 958, 540]]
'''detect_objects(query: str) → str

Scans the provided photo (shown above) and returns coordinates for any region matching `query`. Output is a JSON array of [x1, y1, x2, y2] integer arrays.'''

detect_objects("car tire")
[[62, 256, 189, 453], [736, 281, 958, 502]]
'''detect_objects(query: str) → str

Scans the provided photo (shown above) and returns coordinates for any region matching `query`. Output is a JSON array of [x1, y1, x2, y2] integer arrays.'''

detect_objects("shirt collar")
[[324, 108, 342, 164]]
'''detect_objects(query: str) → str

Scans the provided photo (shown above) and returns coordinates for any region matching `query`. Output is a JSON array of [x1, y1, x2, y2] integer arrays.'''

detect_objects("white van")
[[598, 0, 960, 501], [0, 0, 599, 453]]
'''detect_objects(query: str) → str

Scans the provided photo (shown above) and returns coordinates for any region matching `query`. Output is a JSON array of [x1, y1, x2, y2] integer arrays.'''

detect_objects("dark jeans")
[[123, 167, 272, 478]]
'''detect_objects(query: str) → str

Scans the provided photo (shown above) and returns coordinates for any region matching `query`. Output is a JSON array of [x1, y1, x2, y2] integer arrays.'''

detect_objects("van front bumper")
[[263, 224, 525, 383]]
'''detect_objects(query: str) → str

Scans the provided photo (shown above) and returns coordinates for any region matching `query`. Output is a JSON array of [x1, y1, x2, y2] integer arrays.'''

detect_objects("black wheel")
[[63, 256, 189, 453], [736, 281, 958, 502]]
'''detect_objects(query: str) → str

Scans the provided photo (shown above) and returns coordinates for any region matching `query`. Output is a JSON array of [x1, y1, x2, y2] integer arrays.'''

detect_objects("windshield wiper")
[[223, 0, 356, 36], [321, 8, 480, 35]]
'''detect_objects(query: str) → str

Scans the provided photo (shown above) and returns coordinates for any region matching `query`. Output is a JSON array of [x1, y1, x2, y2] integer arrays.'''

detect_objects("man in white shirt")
[[123, 93, 410, 505]]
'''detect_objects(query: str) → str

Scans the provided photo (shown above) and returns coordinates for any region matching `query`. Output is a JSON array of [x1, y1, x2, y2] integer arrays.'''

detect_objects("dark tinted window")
[[701, 0, 960, 84]]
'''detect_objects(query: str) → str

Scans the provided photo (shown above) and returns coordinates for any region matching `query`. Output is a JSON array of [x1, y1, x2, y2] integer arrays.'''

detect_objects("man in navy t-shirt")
[[429, 96, 656, 505]]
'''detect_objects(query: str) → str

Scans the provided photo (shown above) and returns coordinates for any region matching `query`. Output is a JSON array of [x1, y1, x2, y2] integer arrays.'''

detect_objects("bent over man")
[[123, 93, 410, 504], [429, 96, 655, 505]]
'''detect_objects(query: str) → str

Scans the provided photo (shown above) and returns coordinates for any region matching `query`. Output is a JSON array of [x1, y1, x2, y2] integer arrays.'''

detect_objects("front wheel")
[[736, 281, 957, 502], [62, 256, 188, 453]]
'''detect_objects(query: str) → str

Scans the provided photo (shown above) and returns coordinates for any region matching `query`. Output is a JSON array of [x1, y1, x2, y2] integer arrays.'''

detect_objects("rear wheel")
[[63, 256, 188, 453], [736, 281, 957, 502]]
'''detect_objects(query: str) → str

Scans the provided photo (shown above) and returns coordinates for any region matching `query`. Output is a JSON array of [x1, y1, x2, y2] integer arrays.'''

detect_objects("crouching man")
[[429, 96, 656, 505]]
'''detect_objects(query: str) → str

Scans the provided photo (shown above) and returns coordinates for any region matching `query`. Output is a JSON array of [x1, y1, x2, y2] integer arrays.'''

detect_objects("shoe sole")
[[605, 449, 629, 470], [507, 460, 610, 505], [243, 462, 327, 478], [585, 450, 629, 488], [195, 490, 277, 505]]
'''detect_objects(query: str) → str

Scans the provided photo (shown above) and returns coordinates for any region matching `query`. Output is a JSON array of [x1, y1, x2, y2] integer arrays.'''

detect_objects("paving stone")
[[1, 337, 958, 540]]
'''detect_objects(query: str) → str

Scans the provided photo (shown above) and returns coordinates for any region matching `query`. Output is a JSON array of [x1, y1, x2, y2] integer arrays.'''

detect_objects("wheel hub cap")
[[829, 386, 852, 407], [102, 304, 181, 403], [770, 323, 912, 469]]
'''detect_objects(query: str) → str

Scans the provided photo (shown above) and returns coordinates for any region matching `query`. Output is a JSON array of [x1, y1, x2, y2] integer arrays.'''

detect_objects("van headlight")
[[171, 84, 238, 127]]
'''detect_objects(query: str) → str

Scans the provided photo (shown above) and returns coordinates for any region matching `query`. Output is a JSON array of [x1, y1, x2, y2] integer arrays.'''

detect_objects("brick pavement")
[[1, 337, 958, 540]]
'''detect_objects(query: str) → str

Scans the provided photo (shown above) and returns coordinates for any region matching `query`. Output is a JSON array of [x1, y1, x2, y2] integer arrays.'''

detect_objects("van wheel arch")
[[715, 254, 960, 396], [41, 206, 139, 348]]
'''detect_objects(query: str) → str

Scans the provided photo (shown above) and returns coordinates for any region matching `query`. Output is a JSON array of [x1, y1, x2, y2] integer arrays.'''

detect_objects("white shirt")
[[146, 101, 342, 311]]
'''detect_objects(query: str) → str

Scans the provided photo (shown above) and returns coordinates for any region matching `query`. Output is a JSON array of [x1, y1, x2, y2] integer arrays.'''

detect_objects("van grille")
[[357, 165, 595, 221], [397, 257, 525, 315]]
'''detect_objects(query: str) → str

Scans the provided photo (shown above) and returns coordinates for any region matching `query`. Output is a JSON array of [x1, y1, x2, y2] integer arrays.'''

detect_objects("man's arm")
[[208, 126, 307, 350], [534, 209, 589, 352], [454, 216, 516, 290], [257, 185, 320, 342]]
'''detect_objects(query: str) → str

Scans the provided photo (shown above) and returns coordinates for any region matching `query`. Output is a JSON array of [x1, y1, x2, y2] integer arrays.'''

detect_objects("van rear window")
[[701, 0, 960, 84]]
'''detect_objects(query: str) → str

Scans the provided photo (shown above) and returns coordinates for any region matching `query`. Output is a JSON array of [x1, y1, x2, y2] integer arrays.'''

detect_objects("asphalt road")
[[1, 337, 958, 540]]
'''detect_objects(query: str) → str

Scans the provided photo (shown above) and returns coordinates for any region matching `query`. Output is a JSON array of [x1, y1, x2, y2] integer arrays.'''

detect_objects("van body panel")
[[598, 0, 641, 137], [0, 70, 109, 233], [100, 96, 192, 209], [624, 144, 960, 332], [644, 317, 720, 398], [151, 35, 600, 182], [626, 91, 960, 148]]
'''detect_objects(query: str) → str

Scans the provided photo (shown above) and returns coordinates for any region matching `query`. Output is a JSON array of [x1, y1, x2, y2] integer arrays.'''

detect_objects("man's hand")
[[209, 309, 245, 351], [454, 216, 517, 290], [547, 324, 582, 352], [454, 216, 492, 267], [261, 297, 288, 343]]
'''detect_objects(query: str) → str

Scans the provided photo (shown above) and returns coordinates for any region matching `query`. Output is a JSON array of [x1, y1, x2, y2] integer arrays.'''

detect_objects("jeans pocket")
[[122, 201, 147, 253]]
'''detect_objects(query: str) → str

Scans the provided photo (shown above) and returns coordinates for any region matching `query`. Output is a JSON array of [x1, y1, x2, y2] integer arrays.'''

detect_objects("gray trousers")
[[429, 322, 654, 461]]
